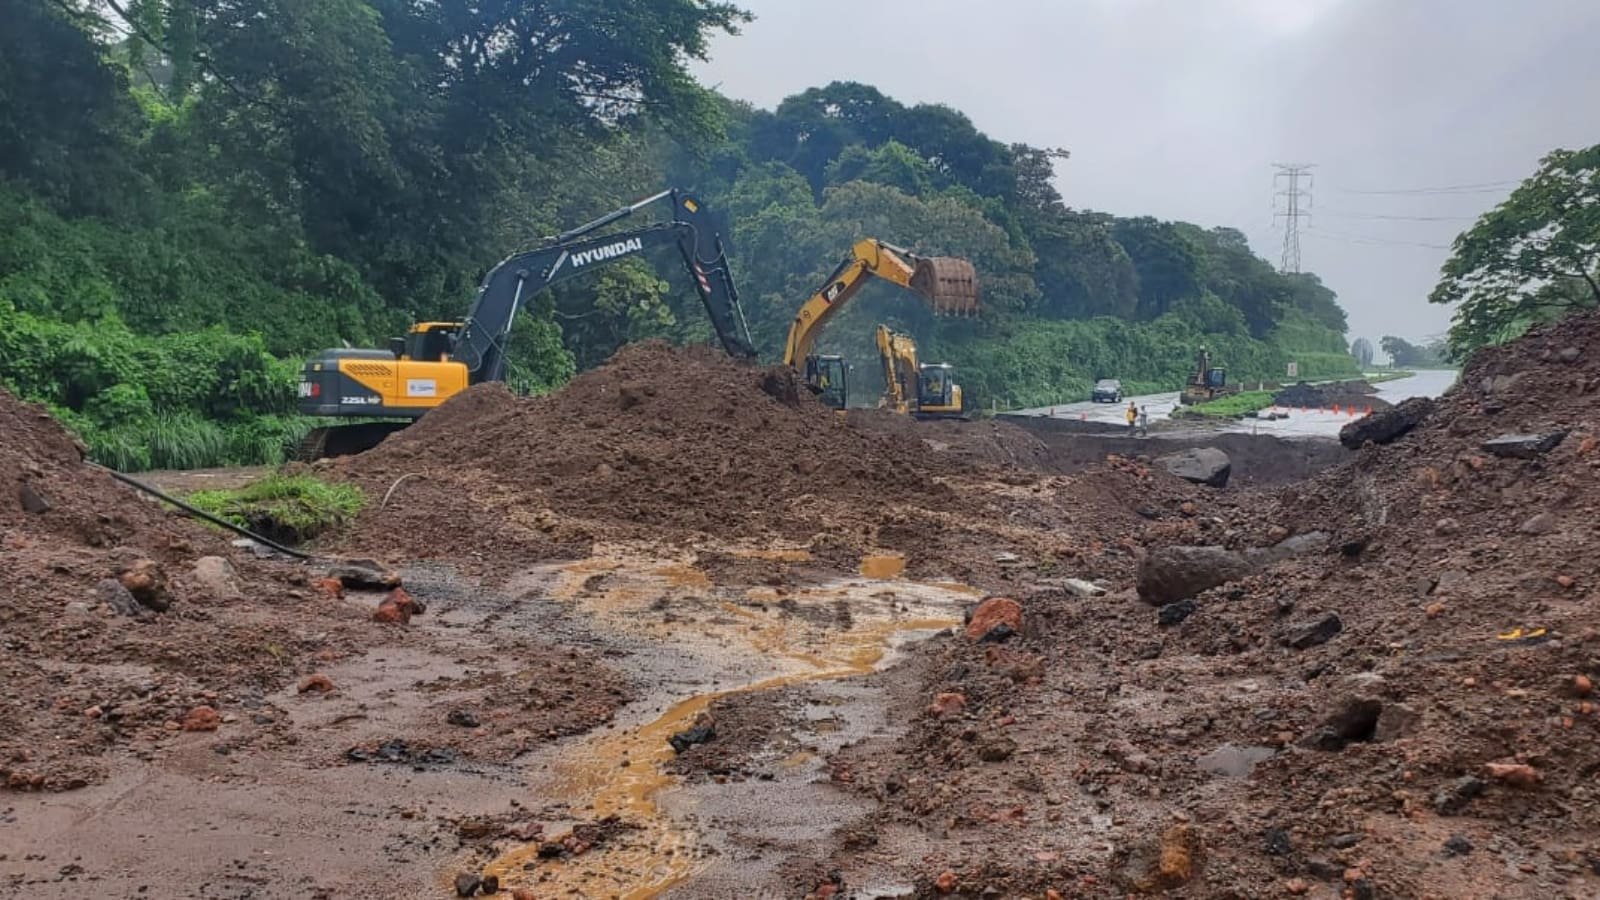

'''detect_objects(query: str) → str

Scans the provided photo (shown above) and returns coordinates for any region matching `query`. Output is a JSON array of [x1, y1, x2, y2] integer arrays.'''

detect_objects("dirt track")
[[4, 320, 1599, 898]]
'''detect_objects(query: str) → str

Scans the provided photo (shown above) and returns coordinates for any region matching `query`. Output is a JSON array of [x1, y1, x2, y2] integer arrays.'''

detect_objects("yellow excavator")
[[780, 239, 979, 410], [296, 189, 756, 458], [875, 325, 967, 419], [1177, 345, 1242, 405]]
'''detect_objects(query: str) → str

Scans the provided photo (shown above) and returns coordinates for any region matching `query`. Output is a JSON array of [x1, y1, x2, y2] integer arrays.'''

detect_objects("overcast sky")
[[692, 0, 1600, 347]]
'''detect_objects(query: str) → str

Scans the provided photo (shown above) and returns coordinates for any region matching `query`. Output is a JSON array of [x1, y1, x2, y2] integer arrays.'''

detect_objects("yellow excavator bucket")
[[911, 257, 980, 317]]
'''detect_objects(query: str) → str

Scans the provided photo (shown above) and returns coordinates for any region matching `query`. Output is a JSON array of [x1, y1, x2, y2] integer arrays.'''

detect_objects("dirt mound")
[[1274, 378, 1392, 412], [0, 390, 374, 791], [339, 342, 978, 564], [801, 312, 1600, 898]]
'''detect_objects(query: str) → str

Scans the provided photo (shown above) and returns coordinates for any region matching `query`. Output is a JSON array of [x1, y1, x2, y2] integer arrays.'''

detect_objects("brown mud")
[[7, 314, 1598, 898]]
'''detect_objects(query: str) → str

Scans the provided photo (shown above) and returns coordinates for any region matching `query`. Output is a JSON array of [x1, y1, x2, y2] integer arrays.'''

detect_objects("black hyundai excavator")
[[296, 189, 757, 458]]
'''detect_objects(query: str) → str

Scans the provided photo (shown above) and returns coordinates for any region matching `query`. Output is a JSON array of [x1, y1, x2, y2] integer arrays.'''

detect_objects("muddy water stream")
[[475, 551, 969, 897]]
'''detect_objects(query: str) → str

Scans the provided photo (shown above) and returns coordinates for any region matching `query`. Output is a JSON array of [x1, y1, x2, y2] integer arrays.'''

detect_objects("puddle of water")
[[859, 554, 907, 579], [1195, 744, 1277, 777], [478, 555, 966, 898]]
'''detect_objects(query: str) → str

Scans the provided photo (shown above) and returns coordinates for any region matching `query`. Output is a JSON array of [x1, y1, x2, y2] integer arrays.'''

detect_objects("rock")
[[447, 709, 481, 728], [934, 871, 958, 893], [1245, 531, 1331, 567], [1518, 512, 1558, 535], [372, 587, 422, 624], [510, 890, 536, 900], [1157, 599, 1197, 626], [95, 578, 144, 617], [327, 561, 403, 591], [182, 706, 221, 732], [1339, 396, 1434, 449], [964, 596, 1023, 641], [1558, 346, 1581, 363], [297, 674, 335, 694], [928, 692, 967, 718], [1433, 775, 1486, 815], [118, 559, 170, 612], [454, 872, 481, 897], [190, 556, 242, 601], [1434, 517, 1461, 536], [1130, 823, 1203, 892], [1285, 878, 1310, 896], [1443, 835, 1474, 857], [1136, 545, 1251, 606], [1482, 372, 1527, 395], [1482, 431, 1567, 459], [1156, 447, 1232, 488], [1483, 762, 1542, 788], [479, 874, 500, 895], [1061, 578, 1106, 598], [1373, 703, 1420, 742], [976, 622, 1015, 644], [17, 482, 51, 514], [976, 735, 1017, 762], [1263, 826, 1292, 856], [668, 723, 715, 754], [1330, 833, 1364, 849], [1280, 613, 1343, 649], [1574, 674, 1593, 697]]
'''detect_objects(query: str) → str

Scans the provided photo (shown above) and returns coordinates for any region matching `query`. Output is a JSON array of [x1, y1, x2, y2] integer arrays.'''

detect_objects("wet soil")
[[10, 316, 1600, 899]]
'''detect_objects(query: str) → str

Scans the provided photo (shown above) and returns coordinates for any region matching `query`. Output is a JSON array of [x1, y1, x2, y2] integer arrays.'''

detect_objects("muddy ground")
[[4, 319, 1597, 899]]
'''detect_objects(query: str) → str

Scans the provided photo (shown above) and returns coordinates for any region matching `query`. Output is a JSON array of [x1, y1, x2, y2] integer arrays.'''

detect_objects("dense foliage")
[[1431, 145, 1600, 356], [2, 1, 1361, 468]]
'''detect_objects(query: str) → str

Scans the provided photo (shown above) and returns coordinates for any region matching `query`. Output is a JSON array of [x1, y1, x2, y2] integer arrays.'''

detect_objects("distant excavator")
[[296, 189, 756, 458], [875, 325, 967, 419], [1178, 346, 1241, 405], [780, 239, 979, 410]]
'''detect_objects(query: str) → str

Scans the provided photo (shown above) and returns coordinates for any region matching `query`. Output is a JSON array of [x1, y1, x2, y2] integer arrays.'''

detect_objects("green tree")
[[1380, 335, 1438, 368], [1431, 145, 1600, 354]]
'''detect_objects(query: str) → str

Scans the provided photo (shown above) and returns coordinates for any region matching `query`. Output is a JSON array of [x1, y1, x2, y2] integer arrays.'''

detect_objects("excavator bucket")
[[911, 257, 980, 317]]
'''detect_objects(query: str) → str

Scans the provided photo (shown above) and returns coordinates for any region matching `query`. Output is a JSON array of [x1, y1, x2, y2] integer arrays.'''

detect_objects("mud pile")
[[802, 313, 1600, 898], [1274, 378, 1392, 412], [343, 343, 974, 562], [0, 390, 369, 790]]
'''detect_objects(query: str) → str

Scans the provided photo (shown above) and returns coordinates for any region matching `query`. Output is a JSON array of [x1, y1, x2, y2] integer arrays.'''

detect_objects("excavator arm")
[[875, 324, 918, 414], [781, 239, 979, 370], [454, 189, 756, 382]]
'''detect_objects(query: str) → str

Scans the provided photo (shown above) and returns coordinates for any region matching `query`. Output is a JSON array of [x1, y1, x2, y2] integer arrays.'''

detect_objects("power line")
[[1331, 180, 1519, 196], [1317, 208, 1481, 222], [1273, 163, 1315, 273], [1303, 227, 1452, 250]]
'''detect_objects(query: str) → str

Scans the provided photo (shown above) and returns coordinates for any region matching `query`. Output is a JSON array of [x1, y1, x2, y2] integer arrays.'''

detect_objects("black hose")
[[89, 463, 316, 561]]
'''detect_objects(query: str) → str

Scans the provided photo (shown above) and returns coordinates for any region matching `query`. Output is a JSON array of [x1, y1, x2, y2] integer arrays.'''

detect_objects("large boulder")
[[1136, 545, 1252, 606], [1157, 447, 1232, 488], [1339, 396, 1435, 449]]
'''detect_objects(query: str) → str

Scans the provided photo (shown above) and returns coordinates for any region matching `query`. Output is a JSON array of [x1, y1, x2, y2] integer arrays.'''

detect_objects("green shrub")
[[188, 474, 366, 543]]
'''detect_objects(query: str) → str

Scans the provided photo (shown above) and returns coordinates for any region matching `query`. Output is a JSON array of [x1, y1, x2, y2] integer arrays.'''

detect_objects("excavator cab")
[[401, 322, 462, 362], [918, 365, 954, 408], [805, 355, 849, 411]]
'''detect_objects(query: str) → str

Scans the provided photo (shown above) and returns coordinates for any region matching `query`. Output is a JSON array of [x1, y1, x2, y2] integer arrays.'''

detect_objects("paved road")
[[1008, 369, 1459, 439]]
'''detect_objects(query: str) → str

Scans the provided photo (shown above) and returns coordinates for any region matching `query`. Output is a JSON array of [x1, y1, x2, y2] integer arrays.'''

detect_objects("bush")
[[188, 474, 366, 544]]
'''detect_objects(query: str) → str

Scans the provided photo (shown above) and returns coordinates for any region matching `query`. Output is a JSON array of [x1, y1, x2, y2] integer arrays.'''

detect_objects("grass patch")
[[188, 474, 365, 545], [1174, 390, 1275, 419]]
